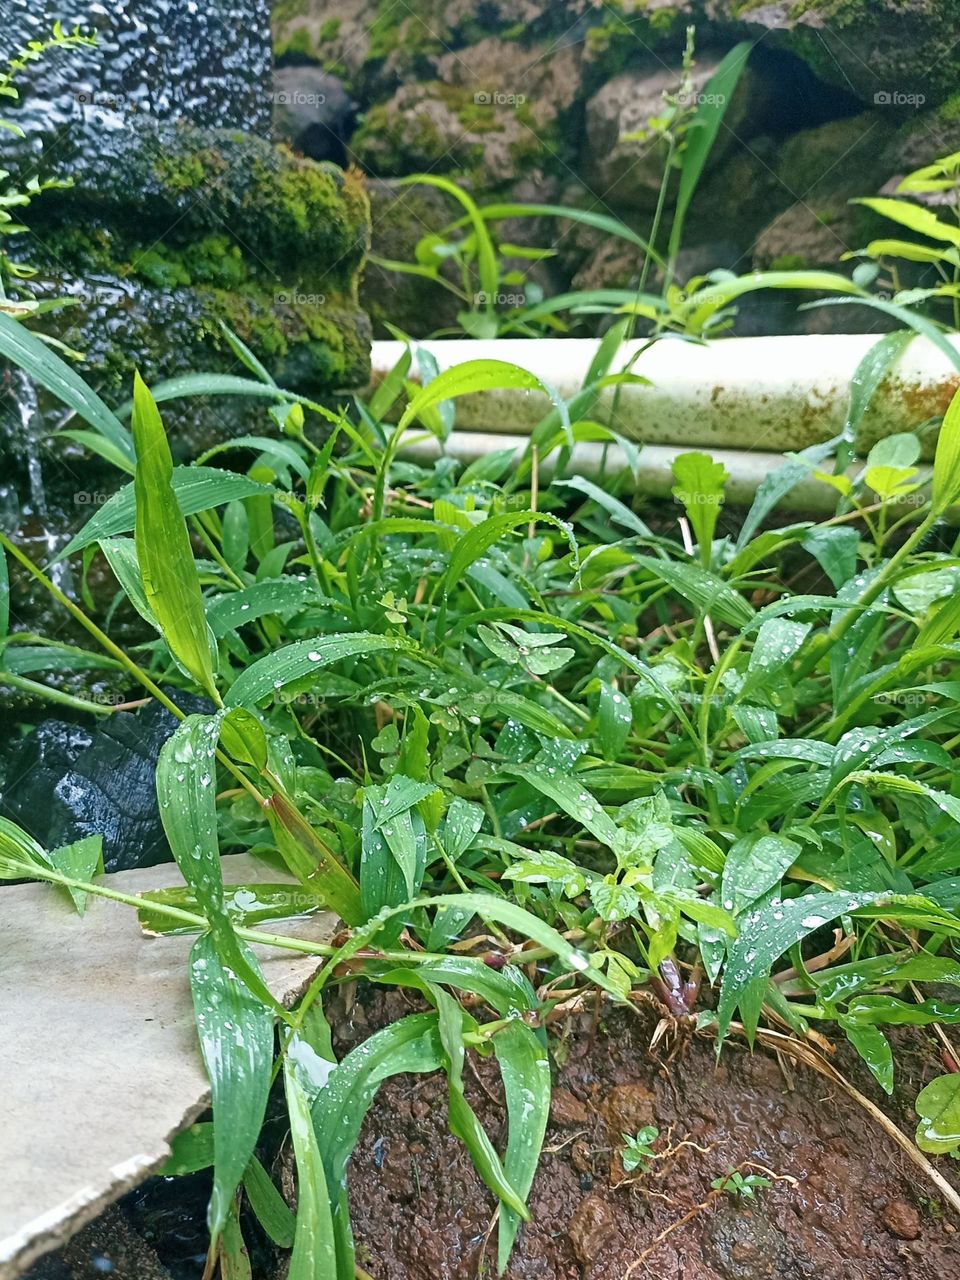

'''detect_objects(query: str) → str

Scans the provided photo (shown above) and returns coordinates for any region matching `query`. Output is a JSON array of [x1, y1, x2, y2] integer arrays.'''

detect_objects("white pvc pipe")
[[398, 430, 931, 515], [373, 334, 960, 458]]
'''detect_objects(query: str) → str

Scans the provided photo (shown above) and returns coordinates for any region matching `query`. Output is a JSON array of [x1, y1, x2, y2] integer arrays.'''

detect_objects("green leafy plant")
[[4, 304, 960, 1266], [621, 1125, 660, 1174], [711, 1169, 772, 1201]]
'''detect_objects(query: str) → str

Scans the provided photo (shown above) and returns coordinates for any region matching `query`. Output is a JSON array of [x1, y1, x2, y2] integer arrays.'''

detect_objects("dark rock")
[[273, 65, 357, 164], [550, 1087, 591, 1127], [879, 1198, 922, 1240], [0, 691, 211, 873], [1, 1, 371, 622], [567, 1193, 621, 1266], [0, 0, 273, 167], [600, 1082, 656, 1136], [703, 1207, 799, 1280]]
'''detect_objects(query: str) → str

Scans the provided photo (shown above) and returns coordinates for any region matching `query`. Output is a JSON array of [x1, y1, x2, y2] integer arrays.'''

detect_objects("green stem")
[[0, 670, 123, 715]]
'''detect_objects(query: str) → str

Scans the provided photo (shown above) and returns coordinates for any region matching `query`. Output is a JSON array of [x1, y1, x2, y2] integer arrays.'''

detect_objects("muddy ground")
[[23, 992, 960, 1280], [341, 995, 960, 1280]]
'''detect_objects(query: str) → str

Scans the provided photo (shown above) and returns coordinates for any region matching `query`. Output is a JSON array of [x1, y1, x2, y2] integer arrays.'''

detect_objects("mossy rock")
[[31, 118, 369, 289], [712, 1, 960, 108]]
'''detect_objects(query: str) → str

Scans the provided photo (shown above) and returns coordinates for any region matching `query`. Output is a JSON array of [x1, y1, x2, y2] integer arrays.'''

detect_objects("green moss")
[[274, 27, 318, 61], [769, 253, 808, 271], [318, 17, 341, 41], [152, 149, 210, 194]]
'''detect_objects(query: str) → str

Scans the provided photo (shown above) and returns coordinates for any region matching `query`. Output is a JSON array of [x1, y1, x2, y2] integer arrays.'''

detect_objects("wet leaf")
[[284, 1050, 338, 1278], [494, 1021, 551, 1272], [157, 714, 284, 1013], [45, 835, 103, 915], [224, 632, 409, 707], [915, 1072, 960, 1155], [131, 374, 217, 699], [60, 466, 270, 559], [189, 933, 273, 1240], [671, 452, 727, 564]]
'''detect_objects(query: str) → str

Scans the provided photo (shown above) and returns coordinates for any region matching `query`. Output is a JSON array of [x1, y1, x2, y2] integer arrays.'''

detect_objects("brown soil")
[[339, 996, 960, 1280]]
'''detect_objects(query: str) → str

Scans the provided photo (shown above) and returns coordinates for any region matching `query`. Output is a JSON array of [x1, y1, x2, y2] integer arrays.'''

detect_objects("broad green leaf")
[[741, 619, 811, 699], [915, 1073, 960, 1154], [717, 889, 885, 1041], [444, 512, 578, 598], [493, 1020, 550, 1271], [99, 537, 158, 630], [158, 715, 284, 1012], [284, 1051, 338, 1279], [219, 708, 269, 772], [671, 452, 727, 565], [801, 526, 859, 589], [503, 764, 619, 846], [720, 833, 799, 916], [669, 42, 751, 263], [368, 344, 413, 421], [840, 1019, 894, 1093], [221, 1201, 252, 1280], [243, 1156, 296, 1249], [501, 849, 589, 897], [137, 881, 316, 935], [313, 1011, 444, 1184], [45, 835, 103, 915], [158, 1122, 215, 1176], [132, 374, 217, 698], [59, 466, 271, 559], [553, 476, 651, 539], [57, 428, 136, 474], [206, 578, 318, 636], [189, 933, 274, 1240], [398, 360, 563, 435], [265, 789, 363, 925], [932, 383, 960, 514], [433, 987, 528, 1219], [854, 197, 960, 246], [634, 554, 754, 627], [597, 681, 632, 759], [0, 816, 50, 880], [225, 632, 409, 707]]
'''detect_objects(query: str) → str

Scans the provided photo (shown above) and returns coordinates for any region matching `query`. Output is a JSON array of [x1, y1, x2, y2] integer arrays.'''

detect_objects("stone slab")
[[0, 854, 336, 1278]]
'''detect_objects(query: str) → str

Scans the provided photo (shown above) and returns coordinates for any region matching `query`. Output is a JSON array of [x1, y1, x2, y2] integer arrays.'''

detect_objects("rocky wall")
[[272, 0, 960, 337]]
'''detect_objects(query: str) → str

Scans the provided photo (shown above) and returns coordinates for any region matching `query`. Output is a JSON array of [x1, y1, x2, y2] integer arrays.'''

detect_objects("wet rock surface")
[[0, 1, 370, 589], [0, 691, 209, 872]]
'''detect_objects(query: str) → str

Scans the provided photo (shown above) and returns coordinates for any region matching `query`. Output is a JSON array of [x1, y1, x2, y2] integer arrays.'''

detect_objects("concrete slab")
[[0, 855, 337, 1279]]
